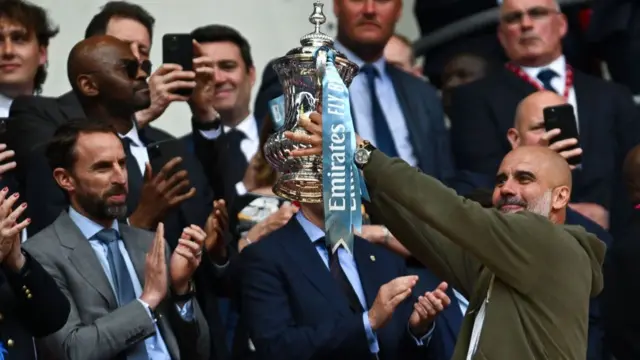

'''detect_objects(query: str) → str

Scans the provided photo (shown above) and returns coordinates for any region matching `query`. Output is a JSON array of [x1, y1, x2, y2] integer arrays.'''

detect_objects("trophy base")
[[273, 170, 323, 203]]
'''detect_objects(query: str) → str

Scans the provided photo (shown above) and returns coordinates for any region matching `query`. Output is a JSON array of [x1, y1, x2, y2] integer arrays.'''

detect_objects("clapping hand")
[[140, 223, 168, 310], [170, 225, 206, 295], [0, 190, 30, 272], [204, 199, 229, 262], [409, 282, 451, 336]]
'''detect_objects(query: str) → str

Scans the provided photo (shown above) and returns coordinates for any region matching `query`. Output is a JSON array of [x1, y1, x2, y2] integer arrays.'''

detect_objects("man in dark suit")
[[603, 143, 640, 360], [182, 24, 261, 207], [255, 0, 454, 181], [240, 201, 450, 360], [449, 0, 640, 234], [9, 35, 231, 360], [0, 187, 70, 360]]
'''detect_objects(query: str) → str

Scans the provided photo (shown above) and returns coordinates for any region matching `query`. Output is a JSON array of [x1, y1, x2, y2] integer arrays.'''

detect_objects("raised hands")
[[0, 144, 16, 178], [240, 202, 299, 252], [409, 282, 451, 336], [140, 223, 168, 310], [170, 225, 206, 294], [203, 199, 229, 261], [284, 112, 324, 157], [129, 158, 196, 229], [0, 189, 30, 271], [539, 128, 582, 169], [368, 275, 418, 330], [189, 40, 218, 121]]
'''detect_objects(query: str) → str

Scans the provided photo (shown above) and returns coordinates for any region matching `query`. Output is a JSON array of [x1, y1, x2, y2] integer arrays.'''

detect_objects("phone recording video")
[[162, 33, 194, 97]]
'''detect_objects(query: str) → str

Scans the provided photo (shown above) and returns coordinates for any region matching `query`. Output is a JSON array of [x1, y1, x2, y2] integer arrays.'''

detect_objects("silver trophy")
[[263, 0, 358, 203]]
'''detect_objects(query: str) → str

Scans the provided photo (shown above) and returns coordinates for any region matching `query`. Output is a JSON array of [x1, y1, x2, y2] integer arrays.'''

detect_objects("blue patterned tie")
[[537, 68, 559, 94], [95, 229, 149, 360], [360, 64, 399, 158]]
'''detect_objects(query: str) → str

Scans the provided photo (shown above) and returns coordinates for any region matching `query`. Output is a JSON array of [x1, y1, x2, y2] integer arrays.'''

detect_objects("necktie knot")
[[95, 228, 119, 244], [359, 64, 379, 81], [537, 68, 558, 83]]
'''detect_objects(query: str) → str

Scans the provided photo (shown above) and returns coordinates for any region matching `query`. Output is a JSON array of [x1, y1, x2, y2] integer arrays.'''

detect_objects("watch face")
[[355, 149, 369, 164]]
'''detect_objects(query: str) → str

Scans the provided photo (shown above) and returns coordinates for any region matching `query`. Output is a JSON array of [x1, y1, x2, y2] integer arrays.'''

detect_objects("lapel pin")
[[370, 255, 376, 262]]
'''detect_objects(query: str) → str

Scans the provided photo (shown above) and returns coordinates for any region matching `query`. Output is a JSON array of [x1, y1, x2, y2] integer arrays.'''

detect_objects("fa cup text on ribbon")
[[326, 80, 357, 212]]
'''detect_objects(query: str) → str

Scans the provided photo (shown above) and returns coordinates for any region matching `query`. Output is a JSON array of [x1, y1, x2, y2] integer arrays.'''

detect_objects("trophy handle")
[[314, 49, 327, 113]]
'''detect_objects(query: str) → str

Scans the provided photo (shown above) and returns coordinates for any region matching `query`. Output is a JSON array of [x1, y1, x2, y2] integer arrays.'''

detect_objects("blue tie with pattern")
[[360, 64, 399, 158], [536, 68, 559, 94], [95, 229, 149, 360]]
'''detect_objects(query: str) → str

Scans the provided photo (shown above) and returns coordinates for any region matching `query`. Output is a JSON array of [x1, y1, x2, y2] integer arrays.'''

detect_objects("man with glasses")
[[448, 0, 640, 236]]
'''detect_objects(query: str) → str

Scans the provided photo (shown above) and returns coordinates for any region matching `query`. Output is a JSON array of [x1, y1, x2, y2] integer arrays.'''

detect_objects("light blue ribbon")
[[268, 95, 286, 130], [314, 46, 369, 254], [0, 341, 7, 360]]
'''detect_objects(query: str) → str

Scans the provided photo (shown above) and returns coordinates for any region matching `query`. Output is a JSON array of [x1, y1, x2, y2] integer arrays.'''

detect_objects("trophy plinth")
[[263, 0, 358, 203]]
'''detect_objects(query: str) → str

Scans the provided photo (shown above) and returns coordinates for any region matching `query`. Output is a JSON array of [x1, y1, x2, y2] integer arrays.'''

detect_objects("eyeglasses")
[[119, 59, 152, 79], [500, 6, 559, 25]]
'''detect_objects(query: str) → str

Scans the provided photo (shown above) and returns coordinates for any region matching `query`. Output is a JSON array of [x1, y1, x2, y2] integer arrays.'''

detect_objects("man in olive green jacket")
[[286, 112, 606, 360]]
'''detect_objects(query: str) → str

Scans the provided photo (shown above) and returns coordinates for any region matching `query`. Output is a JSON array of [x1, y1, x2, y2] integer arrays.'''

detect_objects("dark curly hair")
[[0, 0, 59, 94]]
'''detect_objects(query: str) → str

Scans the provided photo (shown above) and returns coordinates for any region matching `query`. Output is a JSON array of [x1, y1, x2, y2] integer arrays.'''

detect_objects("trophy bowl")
[[263, 1, 358, 203]]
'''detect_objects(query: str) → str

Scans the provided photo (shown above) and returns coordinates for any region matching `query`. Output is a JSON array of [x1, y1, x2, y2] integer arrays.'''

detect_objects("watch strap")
[[172, 281, 196, 302], [191, 116, 221, 131]]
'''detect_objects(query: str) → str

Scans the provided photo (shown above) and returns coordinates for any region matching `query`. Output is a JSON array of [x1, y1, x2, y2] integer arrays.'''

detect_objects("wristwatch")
[[191, 115, 221, 131], [354, 140, 376, 169]]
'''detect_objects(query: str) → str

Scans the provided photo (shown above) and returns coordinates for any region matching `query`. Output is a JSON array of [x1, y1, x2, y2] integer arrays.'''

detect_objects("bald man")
[[509, 91, 610, 233], [289, 112, 606, 359], [604, 144, 640, 359]]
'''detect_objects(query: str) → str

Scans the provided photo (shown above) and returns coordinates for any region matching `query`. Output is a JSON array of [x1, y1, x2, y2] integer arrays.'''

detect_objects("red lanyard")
[[505, 62, 574, 100]]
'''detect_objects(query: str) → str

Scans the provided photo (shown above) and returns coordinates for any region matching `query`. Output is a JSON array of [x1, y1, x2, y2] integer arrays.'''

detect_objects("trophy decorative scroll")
[[263, 1, 359, 203]]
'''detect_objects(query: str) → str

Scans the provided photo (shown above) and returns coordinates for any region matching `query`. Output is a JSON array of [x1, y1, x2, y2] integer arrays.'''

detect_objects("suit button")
[[0, 312, 4, 321], [7, 339, 14, 347], [26, 294, 32, 299]]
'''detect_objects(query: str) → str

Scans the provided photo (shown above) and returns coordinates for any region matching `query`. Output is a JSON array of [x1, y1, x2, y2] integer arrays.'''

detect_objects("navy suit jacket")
[[254, 59, 455, 183], [239, 217, 428, 360]]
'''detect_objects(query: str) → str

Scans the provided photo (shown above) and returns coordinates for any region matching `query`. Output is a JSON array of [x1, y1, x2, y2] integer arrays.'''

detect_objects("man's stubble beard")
[[527, 190, 553, 218], [75, 189, 128, 221]]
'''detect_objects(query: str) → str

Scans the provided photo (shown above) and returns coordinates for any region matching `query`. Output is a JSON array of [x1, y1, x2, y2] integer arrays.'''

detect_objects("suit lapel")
[[54, 211, 118, 309], [352, 238, 381, 309], [501, 67, 539, 97], [386, 65, 427, 168], [280, 219, 352, 317], [442, 288, 464, 339], [572, 72, 594, 157]]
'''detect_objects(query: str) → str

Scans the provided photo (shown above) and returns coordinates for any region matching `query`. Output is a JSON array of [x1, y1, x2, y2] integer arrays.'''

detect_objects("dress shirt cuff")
[[20, 228, 27, 243], [362, 311, 380, 354], [407, 321, 435, 346], [175, 299, 195, 322], [235, 181, 248, 196], [137, 299, 157, 323], [199, 128, 222, 140]]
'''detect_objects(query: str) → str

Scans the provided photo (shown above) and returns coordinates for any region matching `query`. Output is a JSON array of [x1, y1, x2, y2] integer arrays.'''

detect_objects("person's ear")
[[507, 128, 520, 149], [52, 168, 76, 194], [551, 185, 570, 211], [77, 75, 99, 97]]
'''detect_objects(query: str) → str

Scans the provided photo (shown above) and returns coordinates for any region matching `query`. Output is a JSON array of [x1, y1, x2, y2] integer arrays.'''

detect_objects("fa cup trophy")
[[263, 1, 368, 253], [263, 0, 358, 203]]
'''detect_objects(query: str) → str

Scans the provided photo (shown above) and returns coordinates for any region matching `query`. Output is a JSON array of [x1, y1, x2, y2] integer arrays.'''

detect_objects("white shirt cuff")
[[199, 128, 222, 140], [408, 321, 435, 346]]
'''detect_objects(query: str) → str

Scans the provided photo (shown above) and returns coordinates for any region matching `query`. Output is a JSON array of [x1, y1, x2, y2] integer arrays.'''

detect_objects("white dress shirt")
[[120, 122, 150, 175], [198, 114, 260, 196], [520, 55, 580, 129]]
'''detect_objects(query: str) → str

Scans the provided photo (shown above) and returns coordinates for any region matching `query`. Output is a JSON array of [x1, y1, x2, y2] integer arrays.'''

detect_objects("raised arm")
[[364, 150, 566, 295]]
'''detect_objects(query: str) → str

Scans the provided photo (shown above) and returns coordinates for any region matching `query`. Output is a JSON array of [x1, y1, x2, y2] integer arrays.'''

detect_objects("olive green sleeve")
[[364, 150, 560, 295]]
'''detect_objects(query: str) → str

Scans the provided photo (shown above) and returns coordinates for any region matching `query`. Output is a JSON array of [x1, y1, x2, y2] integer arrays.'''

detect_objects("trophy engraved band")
[[263, 0, 358, 203]]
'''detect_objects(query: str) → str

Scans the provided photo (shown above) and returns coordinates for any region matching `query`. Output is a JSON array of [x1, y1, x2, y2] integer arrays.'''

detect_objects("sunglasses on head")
[[119, 58, 152, 79], [500, 6, 559, 25]]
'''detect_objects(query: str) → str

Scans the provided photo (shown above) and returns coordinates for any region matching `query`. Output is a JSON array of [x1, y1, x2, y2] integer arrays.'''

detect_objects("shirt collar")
[[334, 40, 387, 77], [223, 113, 259, 141], [68, 206, 120, 240], [0, 93, 13, 117], [295, 211, 325, 243], [520, 55, 566, 79], [119, 120, 144, 147]]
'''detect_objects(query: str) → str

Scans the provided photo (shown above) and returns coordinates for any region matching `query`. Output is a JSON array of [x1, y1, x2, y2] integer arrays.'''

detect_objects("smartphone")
[[147, 139, 189, 184], [543, 104, 582, 166], [162, 33, 194, 97]]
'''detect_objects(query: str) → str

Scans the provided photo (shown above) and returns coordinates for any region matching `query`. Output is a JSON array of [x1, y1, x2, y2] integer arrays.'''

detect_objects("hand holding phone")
[[543, 104, 582, 166], [162, 33, 195, 97]]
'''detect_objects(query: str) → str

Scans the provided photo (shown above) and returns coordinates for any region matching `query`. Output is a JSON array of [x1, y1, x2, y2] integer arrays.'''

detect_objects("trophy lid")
[[285, 1, 333, 56]]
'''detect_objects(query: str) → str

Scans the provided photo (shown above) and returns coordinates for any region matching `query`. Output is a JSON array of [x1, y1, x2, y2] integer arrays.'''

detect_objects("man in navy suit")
[[239, 202, 450, 360], [254, 0, 454, 182]]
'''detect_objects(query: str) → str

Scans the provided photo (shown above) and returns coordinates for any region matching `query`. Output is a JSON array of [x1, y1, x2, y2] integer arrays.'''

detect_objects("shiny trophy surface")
[[263, 0, 358, 203]]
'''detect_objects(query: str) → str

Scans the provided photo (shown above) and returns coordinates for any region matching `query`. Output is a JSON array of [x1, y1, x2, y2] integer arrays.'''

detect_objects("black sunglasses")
[[500, 6, 559, 25], [119, 59, 152, 78]]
